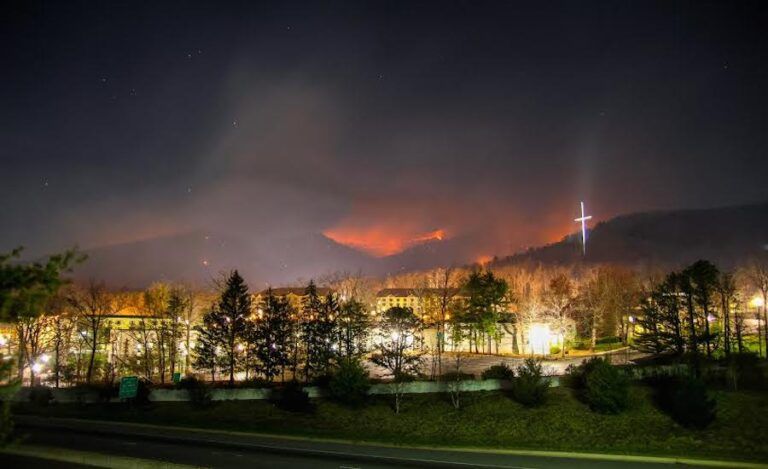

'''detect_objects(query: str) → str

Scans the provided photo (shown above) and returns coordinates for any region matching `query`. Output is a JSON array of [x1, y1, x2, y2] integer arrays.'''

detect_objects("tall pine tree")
[[336, 299, 369, 364], [635, 275, 685, 355], [686, 260, 720, 358], [298, 281, 323, 381], [315, 292, 339, 376], [254, 289, 294, 381], [460, 270, 509, 354], [193, 323, 218, 381], [195, 271, 252, 386], [166, 288, 188, 379]]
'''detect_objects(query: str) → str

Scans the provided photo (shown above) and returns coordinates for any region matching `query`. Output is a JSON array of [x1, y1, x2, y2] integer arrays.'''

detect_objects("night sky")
[[2, 1, 767, 267]]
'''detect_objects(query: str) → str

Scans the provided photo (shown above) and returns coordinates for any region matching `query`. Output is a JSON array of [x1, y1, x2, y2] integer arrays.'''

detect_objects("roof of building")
[[101, 306, 168, 319], [255, 287, 334, 297], [105, 314, 167, 320], [110, 306, 145, 317], [376, 288, 463, 298]]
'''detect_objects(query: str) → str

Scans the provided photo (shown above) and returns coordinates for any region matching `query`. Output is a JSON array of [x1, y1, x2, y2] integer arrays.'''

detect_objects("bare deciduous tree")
[[743, 259, 768, 358], [68, 282, 122, 384]]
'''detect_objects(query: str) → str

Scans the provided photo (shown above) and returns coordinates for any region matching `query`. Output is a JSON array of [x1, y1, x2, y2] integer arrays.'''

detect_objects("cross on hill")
[[574, 201, 592, 256]]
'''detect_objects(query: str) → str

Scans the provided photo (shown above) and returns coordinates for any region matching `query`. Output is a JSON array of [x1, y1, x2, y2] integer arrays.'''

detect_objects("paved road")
[[10, 416, 720, 469], [366, 349, 642, 379], [2, 454, 88, 469]]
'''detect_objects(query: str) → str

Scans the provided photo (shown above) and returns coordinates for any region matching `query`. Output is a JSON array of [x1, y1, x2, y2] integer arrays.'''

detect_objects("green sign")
[[172, 372, 182, 384], [119, 376, 139, 399]]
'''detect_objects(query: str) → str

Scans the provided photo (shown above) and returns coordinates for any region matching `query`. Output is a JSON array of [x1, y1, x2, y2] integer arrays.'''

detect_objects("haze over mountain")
[[73, 229, 479, 289], [4, 2, 767, 281], [70, 202, 768, 288]]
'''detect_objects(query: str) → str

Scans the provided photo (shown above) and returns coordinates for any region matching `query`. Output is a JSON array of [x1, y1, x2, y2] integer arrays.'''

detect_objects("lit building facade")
[[375, 288, 463, 322]]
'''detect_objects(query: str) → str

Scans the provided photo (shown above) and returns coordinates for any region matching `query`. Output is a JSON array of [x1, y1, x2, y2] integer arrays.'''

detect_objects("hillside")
[[71, 202, 768, 287], [73, 230, 473, 288], [495, 202, 768, 269], [73, 231, 377, 289]]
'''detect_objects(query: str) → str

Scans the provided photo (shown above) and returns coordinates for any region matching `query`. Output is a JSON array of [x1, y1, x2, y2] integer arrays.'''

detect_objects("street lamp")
[[752, 295, 764, 357]]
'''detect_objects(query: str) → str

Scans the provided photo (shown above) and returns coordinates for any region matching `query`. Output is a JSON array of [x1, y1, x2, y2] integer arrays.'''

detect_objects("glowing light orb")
[[529, 323, 552, 356]]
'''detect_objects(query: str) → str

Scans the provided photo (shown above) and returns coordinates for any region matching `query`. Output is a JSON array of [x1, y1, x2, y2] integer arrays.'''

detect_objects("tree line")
[[634, 259, 768, 373], [193, 273, 370, 386], [3, 245, 768, 389]]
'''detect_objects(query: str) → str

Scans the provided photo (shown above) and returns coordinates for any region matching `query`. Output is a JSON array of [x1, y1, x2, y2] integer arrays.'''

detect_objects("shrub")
[[584, 361, 629, 414], [549, 346, 561, 356], [510, 358, 549, 407], [596, 336, 621, 345], [724, 352, 765, 391], [568, 357, 628, 414], [178, 376, 213, 409], [329, 360, 370, 407], [562, 363, 580, 388], [481, 363, 514, 380], [311, 373, 334, 388], [571, 338, 590, 350], [140, 378, 154, 404], [566, 357, 606, 388], [271, 380, 312, 413], [653, 375, 716, 429], [69, 383, 116, 404], [28, 386, 53, 407], [97, 383, 118, 402], [239, 377, 271, 388]]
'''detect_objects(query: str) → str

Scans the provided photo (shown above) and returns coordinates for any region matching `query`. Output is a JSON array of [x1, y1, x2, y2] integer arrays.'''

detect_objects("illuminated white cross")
[[574, 201, 592, 255]]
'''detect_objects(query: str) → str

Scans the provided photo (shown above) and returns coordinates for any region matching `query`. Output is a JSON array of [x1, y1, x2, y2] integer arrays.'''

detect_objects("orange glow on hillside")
[[475, 254, 493, 265], [413, 229, 445, 243], [324, 227, 447, 257], [324, 199, 596, 260], [543, 224, 574, 244]]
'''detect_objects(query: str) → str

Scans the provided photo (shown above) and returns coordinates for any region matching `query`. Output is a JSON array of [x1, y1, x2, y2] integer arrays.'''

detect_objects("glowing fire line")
[[324, 228, 446, 257]]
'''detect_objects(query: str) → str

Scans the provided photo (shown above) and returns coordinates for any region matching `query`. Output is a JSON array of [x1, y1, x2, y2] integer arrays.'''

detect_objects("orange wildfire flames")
[[324, 199, 587, 259], [324, 227, 446, 257], [475, 255, 494, 265]]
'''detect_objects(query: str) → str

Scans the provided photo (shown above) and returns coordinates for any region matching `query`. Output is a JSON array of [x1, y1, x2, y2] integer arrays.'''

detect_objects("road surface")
[[366, 349, 642, 379], [6, 416, 728, 469]]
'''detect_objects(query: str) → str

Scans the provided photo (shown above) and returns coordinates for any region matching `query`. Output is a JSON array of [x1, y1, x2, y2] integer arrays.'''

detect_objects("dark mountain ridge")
[[70, 202, 768, 288], [495, 202, 768, 270]]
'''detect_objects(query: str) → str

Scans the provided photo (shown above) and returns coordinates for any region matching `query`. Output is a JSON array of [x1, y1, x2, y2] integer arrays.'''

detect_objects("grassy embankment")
[[14, 385, 768, 462]]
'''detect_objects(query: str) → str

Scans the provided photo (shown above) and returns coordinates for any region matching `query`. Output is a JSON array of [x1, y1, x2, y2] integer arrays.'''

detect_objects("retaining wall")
[[16, 376, 562, 403]]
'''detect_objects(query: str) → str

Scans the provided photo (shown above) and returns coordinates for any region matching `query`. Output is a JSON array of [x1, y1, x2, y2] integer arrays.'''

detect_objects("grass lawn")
[[14, 385, 768, 463]]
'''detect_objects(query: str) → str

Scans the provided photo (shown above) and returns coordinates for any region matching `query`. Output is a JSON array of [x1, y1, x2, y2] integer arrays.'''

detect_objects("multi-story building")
[[103, 305, 167, 332], [103, 305, 173, 362], [375, 288, 463, 322]]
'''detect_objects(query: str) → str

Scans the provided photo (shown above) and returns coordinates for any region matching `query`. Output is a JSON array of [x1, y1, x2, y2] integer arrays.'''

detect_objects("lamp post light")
[[751, 295, 767, 358], [752, 296, 764, 358]]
